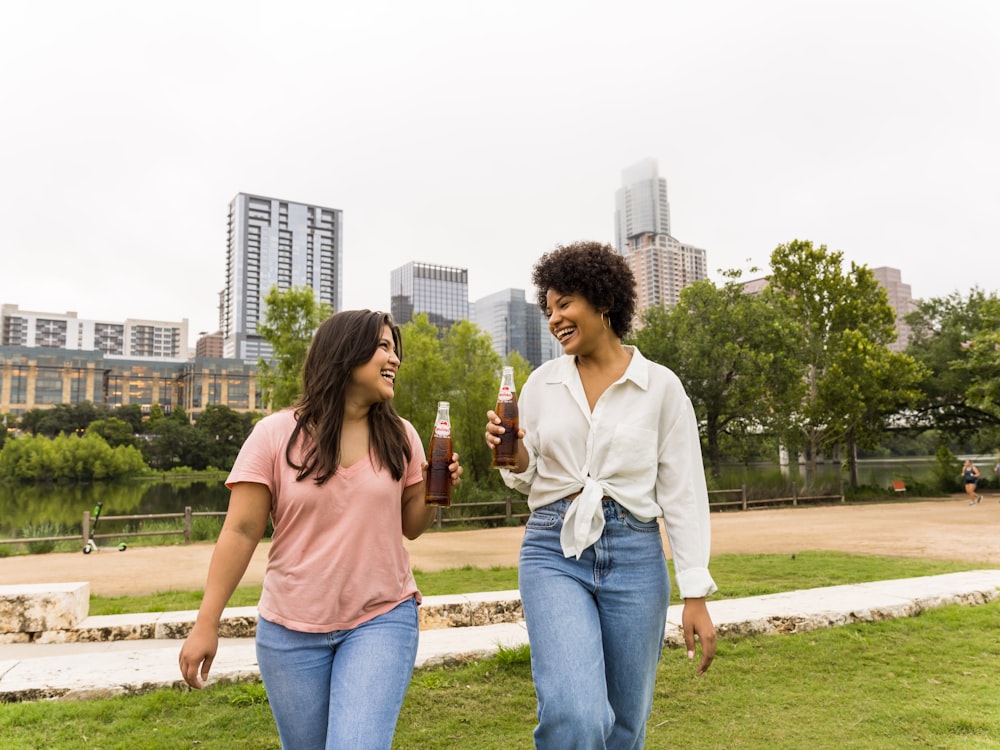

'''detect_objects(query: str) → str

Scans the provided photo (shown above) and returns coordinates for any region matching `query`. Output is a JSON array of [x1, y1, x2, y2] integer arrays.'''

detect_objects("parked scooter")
[[83, 501, 127, 554]]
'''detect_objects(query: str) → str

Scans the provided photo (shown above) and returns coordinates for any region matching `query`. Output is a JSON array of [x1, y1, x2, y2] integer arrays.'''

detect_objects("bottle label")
[[497, 385, 513, 403], [434, 420, 451, 438]]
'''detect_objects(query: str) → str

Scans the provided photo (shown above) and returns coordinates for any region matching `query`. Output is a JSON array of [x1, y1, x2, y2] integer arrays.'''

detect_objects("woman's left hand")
[[448, 453, 463, 485], [681, 597, 716, 675]]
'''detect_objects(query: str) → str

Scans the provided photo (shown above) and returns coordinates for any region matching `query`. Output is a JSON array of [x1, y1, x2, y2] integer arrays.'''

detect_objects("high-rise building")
[[390, 261, 469, 330], [625, 233, 707, 314], [614, 159, 708, 322], [223, 193, 343, 362], [1, 304, 189, 359], [871, 267, 915, 352], [615, 157, 671, 253], [473, 288, 557, 368]]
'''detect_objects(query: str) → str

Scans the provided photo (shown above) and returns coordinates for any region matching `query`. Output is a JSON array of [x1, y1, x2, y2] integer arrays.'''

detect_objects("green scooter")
[[83, 501, 127, 554]]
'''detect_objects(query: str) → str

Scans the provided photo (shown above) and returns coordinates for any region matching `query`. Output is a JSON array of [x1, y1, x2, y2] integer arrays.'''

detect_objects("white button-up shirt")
[[501, 347, 717, 600]]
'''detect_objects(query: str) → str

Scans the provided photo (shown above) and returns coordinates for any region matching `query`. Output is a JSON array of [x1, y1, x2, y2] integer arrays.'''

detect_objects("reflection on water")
[[0, 480, 231, 539]]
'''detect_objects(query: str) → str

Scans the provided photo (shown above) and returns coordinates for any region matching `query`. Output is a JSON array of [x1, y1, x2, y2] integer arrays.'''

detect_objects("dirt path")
[[1, 496, 998, 597]]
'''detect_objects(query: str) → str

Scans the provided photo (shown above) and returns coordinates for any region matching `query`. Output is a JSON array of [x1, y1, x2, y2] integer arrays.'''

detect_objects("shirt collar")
[[545, 346, 650, 390]]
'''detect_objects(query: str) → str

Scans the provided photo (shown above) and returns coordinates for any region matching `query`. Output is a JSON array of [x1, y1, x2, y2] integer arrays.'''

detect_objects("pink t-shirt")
[[226, 409, 426, 632]]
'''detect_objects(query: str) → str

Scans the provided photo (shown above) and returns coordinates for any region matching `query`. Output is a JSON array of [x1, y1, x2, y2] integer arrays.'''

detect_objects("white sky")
[[2, 0, 997, 342]]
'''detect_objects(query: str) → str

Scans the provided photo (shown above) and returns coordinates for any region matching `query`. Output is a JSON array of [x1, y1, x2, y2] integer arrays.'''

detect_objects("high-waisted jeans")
[[519, 498, 670, 750], [255, 597, 419, 750]]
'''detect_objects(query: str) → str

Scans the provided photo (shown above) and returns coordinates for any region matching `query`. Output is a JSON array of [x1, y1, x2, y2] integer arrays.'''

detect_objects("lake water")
[[0, 479, 231, 540]]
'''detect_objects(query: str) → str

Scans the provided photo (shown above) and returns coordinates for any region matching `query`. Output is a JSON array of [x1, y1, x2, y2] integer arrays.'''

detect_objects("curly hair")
[[288, 310, 411, 483], [532, 240, 637, 339]]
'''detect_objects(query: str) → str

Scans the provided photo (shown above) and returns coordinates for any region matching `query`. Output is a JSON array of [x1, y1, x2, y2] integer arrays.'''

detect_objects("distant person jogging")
[[963, 459, 981, 505]]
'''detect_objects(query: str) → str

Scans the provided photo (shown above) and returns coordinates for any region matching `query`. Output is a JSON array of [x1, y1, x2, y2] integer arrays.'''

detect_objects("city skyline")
[[2, 1, 998, 339]]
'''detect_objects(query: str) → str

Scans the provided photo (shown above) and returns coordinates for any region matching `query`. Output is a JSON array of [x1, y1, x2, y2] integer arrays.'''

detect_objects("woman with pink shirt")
[[179, 310, 462, 750]]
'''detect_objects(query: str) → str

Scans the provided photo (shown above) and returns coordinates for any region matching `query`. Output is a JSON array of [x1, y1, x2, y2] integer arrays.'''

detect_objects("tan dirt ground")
[[1, 495, 998, 597]]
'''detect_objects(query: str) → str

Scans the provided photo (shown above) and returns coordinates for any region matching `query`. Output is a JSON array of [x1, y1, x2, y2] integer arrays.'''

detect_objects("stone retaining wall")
[[0, 584, 523, 644]]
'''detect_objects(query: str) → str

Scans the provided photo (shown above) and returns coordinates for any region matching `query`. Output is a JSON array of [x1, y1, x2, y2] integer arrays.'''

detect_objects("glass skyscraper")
[[390, 261, 469, 330], [614, 158, 671, 253], [473, 288, 557, 368]]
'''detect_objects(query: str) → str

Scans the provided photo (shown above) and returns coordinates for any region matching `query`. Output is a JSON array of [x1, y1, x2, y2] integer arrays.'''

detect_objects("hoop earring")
[[602, 312, 610, 330]]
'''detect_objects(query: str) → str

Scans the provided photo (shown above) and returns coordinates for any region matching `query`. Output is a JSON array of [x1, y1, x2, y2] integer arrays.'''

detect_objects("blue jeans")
[[519, 499, 670, 750], [255, 597, 419, 750]]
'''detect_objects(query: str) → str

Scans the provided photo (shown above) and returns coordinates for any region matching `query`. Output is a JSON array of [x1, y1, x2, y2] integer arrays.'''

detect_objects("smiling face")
[[545, 289, 608, 356], [347, 324, 400, 406]]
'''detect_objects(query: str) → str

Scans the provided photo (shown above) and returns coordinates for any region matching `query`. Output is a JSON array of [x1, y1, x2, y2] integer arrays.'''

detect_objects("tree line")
[[1, 402, 259, 480]]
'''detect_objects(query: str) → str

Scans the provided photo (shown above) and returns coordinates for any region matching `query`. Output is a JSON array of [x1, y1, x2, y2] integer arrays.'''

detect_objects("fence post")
[[184, 507, 192, 544], [741, 484, 747, 511], [434, 508, 442, 529], [82, 510, 91, 545], [505, 495, 512, 521], [793, 485, 798, 506], [840, 478, 845, 503]]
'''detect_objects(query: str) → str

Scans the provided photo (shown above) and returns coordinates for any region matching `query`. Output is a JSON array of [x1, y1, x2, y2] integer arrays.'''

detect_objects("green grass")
[[87, 551, 986, 616], [3, 599, 998, 749], [5, 553, 996, 749]]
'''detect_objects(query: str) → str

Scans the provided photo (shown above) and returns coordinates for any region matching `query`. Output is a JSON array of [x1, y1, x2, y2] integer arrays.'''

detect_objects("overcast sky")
[[2, 0, 997, 342]]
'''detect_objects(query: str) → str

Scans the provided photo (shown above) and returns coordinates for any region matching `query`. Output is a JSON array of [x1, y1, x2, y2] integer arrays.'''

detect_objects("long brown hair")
[[287, 310, 411, 483]]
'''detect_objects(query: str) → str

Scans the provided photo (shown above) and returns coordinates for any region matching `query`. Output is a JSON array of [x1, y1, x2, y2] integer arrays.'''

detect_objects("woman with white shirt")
[[485, 241, 717, 749]]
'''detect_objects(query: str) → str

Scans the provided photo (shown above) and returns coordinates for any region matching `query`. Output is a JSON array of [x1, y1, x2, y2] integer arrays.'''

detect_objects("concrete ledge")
[[418, 590, 522, 629], [0, 583, 89, 639], [663, 569, 1000, 645], [11, 592, 525, 644]]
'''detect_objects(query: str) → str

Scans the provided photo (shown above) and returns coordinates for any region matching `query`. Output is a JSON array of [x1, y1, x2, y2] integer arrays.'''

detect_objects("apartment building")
[[223, 193, 343, 361]]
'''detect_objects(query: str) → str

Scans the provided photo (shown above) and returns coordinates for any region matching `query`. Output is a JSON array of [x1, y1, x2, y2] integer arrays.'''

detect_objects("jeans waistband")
[[542, 496, 621, 514]]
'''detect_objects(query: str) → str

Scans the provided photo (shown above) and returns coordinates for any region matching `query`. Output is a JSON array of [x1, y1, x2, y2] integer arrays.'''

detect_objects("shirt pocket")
[[602, 425, 658, 490]]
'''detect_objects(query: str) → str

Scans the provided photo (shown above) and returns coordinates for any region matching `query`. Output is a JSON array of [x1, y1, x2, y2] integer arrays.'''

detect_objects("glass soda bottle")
[[425, 401, 453, 507], [491, 366, 519, 468]]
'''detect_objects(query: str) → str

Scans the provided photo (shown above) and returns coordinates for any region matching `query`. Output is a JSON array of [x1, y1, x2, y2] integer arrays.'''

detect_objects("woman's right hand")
[[485, 410, 527, 472], [485, 410, 525, 447], [484, 410, 503, 450], [178, 623, 220, 689]]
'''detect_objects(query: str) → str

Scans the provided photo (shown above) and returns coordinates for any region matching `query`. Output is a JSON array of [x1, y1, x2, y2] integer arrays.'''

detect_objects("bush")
[[932, 446, 961, 492], [20, 520, 69, 554], [0, 432, 148, 482]]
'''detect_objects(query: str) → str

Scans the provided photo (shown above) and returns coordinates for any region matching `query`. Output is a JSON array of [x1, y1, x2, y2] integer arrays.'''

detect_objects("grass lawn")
[[3, 553, 997, 749]]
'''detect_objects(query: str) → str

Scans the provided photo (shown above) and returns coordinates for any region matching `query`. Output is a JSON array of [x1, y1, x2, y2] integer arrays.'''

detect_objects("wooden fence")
[[707, 482, 845, 511], [0, 507, 227, 549], [0, 482, 847, 548]]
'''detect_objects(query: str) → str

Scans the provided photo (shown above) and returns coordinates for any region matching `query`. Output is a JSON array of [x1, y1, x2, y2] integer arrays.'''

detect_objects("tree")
[[632, 274, 804, 478], [818, 330, 926, 486], [18, 402, 111, 437], [0, 432, 146, 481], [195, 404, 254, 469], [768, 239, 922, 484], [394, 314, 449, 431], [905, 289, 1000, 440], [256, 286, 333, 411], [0, 413, 13, 450], [86, 417, 135, 448], [440, 320, 503, 484], [115, 404, 145, 434]]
